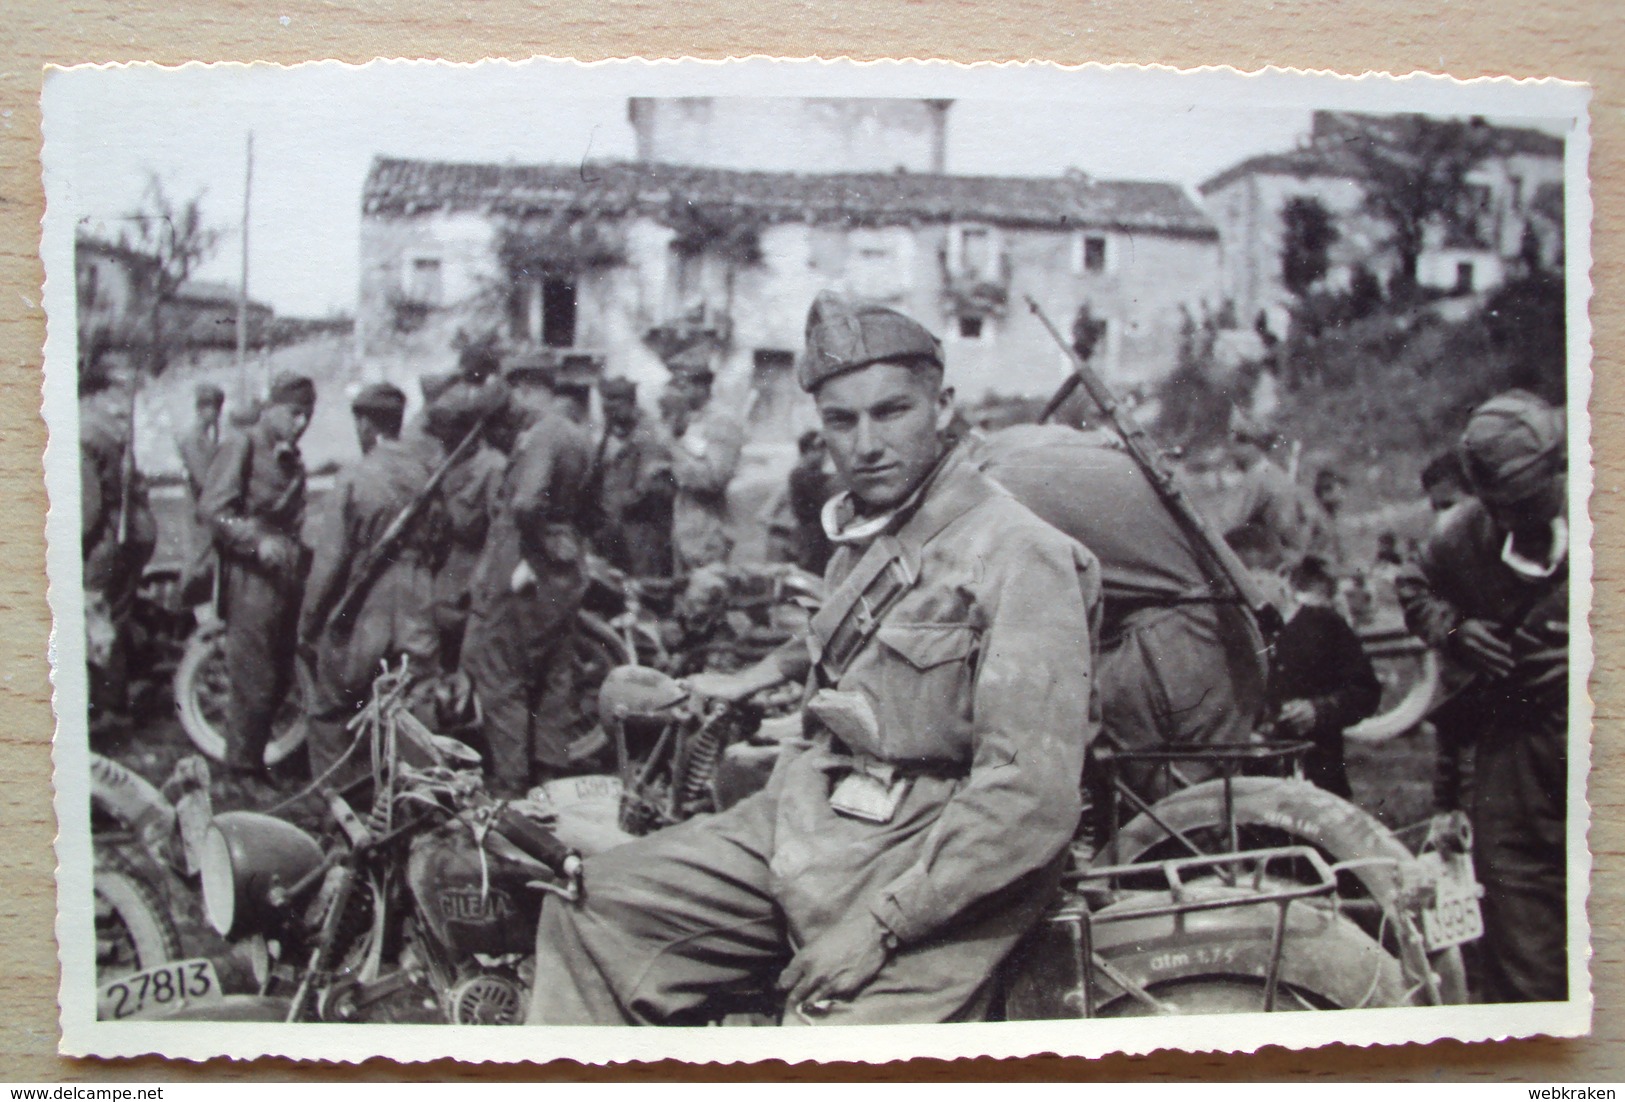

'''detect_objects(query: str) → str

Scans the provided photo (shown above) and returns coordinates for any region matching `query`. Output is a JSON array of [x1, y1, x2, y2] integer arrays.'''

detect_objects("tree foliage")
[[1339, 113, 1496, 291], [119, 175, 223, 373], [1279, 196, 1339, 299]]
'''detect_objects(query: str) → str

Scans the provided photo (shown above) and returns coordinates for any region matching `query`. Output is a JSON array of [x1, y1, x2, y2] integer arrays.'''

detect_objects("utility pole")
[[236, 131, 253, 379]]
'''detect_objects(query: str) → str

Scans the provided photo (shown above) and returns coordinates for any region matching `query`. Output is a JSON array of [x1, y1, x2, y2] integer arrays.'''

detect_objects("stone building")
[[355, 99, 1221, 421], [75, 236, 273, 358], [1199, 111, 1565, 328]]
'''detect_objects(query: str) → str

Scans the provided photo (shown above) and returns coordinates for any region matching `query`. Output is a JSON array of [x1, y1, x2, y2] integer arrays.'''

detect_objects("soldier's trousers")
[[461, 580, 584, 791], [528, 746, 1058, 1025], [220, 560, 302, 773], [1472, 704, 1569, 1003], [307, 562, 440, 789]]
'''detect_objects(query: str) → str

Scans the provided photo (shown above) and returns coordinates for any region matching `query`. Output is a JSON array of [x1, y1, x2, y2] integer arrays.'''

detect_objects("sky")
[[44, 62, 1578, 317]]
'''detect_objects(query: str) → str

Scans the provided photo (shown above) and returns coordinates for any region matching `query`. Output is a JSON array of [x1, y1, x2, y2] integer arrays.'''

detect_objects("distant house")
[[75, 236, 273, 359], [1199, 110, 1565, 327], [355, 100, 1222, 410]]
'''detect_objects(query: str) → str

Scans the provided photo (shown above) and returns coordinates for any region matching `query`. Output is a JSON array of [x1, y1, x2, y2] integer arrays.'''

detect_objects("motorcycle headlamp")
[[199, 811, 324, 939]]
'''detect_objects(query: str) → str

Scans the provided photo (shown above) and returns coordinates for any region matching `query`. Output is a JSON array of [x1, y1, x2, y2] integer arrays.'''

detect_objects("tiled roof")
[[1201, 113, 1565, 194], [362, 157, 1218, 238]]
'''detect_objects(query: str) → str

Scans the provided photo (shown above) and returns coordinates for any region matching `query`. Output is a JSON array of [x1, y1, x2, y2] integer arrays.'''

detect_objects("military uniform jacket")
[[671, 402, 745, 565], [80, 401, 156, 595], [177, 424, 220, 503], [299, 436, 446, 643], [1220, 457, 1308, 562], [469, 404, 594, 621], [197, 420, 307, 563], [1396, 499, 1568, 715], [595, 414, 676, 526], [779, 446, 1103, 946]]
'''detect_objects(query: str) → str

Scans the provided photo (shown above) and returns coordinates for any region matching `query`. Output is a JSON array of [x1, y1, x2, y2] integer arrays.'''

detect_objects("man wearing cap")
[[667, 350, 746, 570], [528, 293, 1101, 1025], [299, 383, 447, 786], [460, 349, 596, 794], [1397, 389, 1570, 1002], [197, 371, 316, 780], [591, 377, 677, 577], [1218, 411, 1309, 568]]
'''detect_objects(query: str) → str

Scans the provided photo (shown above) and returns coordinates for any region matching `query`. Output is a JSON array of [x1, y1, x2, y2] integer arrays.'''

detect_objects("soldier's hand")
[[509, 560, 539, 594], [1453, 619, 1514, 679], [1277, 699, 1316, 734], [257, 536, 295, 575], [779, 912, 892, 1013]]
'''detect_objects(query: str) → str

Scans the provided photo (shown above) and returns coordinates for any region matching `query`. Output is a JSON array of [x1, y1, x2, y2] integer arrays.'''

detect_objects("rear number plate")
[[1419, 856, 1485, 952], [98, 958, 223, 1021]]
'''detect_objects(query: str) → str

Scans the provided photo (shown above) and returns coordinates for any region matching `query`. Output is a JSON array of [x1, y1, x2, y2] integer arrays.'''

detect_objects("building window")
[[947, 224, 1004, 283], [405, 255, 443, 305], [751, 349, 797, 437], [541, 278, 577, 347], [1085, 234, 1111, 273], [849, 229, 910, 299], [957, 315, 985, 340], [1454, 261, 1475, 294]]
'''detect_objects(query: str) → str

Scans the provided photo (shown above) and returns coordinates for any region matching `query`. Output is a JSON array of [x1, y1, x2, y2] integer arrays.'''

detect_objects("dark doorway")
[[1454, 262, 1475, 294], [751, 349, 797, 442], [541, 278, 577, 347]]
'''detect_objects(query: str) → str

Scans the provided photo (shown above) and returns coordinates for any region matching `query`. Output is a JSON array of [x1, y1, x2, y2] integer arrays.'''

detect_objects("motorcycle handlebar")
[[494, 805, 578, 878]]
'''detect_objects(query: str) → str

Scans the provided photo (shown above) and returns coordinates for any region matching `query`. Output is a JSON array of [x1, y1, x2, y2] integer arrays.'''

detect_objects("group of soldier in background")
[[78, 308, 1571, 1007]]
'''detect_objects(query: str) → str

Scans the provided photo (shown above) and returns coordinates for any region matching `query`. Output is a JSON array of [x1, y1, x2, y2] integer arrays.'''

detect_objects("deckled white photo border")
[[41, 56, 1595, 1064]]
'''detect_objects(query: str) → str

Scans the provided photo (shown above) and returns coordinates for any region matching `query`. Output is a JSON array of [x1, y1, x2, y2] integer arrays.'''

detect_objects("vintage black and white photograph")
[[42, 59, 1591, 1062]]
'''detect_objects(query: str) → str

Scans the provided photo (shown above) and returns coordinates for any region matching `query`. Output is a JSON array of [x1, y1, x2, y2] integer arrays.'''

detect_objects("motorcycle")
[[159, 661, 584, 1024]]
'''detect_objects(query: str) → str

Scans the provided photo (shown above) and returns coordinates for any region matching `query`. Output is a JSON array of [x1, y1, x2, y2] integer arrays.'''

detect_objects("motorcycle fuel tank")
[[407, 818, 543, 961]]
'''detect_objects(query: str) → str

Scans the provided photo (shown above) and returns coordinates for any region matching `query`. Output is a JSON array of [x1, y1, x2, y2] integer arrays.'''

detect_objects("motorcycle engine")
[[406, 818, 544, 963], [447, 968, 526, 1026]]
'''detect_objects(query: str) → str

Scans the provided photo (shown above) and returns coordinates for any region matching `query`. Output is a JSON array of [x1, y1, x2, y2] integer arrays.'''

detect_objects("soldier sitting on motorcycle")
[[528, 292, 1103, 1026]]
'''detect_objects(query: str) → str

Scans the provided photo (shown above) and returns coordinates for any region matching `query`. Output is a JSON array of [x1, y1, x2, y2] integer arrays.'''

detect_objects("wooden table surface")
[[0, 0, 1618, 1081]]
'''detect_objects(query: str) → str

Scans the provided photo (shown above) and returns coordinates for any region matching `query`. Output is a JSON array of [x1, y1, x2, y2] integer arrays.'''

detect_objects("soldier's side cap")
[[1458, 389, 1566, 505], [194, 382, 225, 405], [351, 382, 408, 420], [269, 372, 316, 408], [797, 291, 943, 393], [600, 377, 638, 401]]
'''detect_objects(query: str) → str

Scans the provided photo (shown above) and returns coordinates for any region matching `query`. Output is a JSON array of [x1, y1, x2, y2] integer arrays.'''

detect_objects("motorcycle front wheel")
[[172, 621, 311, 767]]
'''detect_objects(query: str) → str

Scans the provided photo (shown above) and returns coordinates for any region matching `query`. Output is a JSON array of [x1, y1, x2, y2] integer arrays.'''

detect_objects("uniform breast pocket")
[[871, 622, 979, 759]]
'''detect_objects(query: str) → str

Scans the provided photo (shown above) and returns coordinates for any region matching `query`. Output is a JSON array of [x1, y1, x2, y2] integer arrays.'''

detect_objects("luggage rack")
[[1047, 844, 1340, 1016], [1093, 740, 1313, 865]]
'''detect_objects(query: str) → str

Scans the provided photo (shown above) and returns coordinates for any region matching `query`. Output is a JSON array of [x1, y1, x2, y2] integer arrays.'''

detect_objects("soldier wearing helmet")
[[529, 293, 1102, 1025], [1397, 389, 1570, 1002]]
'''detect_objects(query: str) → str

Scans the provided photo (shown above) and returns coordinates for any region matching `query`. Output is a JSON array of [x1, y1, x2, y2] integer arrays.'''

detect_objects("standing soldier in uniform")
[[80, 346, 157, 736], [197, 372, 315, 782], [667, 351, 746, 570], [1219, 410, 1308, 567], [299, 383, 446, 787], [591, 376, 677, 577], [419, 373, 507, 669], [529, 293, 1101, 1026], [1397, 390, 1570, 1003], [177, 382, 226, 605], [460, 351, 595, 795]]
